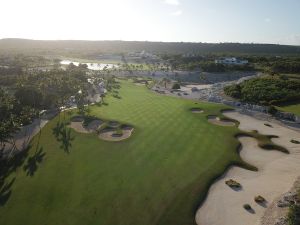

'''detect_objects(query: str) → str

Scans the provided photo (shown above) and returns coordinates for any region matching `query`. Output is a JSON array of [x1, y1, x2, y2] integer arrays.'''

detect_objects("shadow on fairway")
[[52, 121, 75, 154], [23, 131, 46, 177], [0, 177, 15, 206], [0, 131, 45, 205], [0, 144, 29, 206], [23, 146, 46, 177]]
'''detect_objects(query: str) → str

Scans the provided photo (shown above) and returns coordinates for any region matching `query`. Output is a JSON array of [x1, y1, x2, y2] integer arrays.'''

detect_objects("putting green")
[[0, 80, 246, 225]]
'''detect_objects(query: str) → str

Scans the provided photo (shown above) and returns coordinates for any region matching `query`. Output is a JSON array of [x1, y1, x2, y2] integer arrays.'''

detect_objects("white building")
[[215, 57, 248, 65]]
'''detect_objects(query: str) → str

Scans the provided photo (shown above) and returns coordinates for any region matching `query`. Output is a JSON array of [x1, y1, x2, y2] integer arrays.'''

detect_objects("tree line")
[[224, 76, 300, 105]]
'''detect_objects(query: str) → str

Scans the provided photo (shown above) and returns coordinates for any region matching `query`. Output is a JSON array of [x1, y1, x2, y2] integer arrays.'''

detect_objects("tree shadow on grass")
[[58, 127, 74, 154], [0, 177, 15, 206], [0, 130, 44, 205], [52, 121, 64, 140], [53, 121, 75, 154], [22, 131, 46, 177], [23, 146, 46, 177]]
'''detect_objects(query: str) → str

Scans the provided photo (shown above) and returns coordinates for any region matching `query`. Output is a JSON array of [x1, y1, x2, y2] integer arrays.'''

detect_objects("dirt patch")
[[191, 108, 204, 113], [207, 115, 236, 126], [99, 127, 134, 142]]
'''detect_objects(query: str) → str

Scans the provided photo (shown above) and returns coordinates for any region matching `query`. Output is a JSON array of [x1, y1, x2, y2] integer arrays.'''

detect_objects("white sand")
[[185, 84, 212, 90], [98, 127, 134, 142], [195, 111, 300, 225], [207, 115, 236, 126]]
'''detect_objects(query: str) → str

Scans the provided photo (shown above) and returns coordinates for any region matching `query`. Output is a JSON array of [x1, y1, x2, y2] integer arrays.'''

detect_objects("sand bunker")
[[99, 127, 134, 142], [196, 111, 300, 225], [207, 115, 236, 126], [69, 117, 134, 142], [108, 121, 120, 128], [69, 120, 103, 133], [191, 108, 204, 113]]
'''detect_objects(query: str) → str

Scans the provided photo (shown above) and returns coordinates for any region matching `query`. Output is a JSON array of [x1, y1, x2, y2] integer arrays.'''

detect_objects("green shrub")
[[224, 77, 300, 105], [172, 83, 181, 90], [225, 179, 241, 188], [267, 106, 278, 115], [254, 195, 266, 203], [264, 123, 273, 127], [224, 85, 241, 99], [287, 204, 300, 225], [243, 204, 252, 211], [291, 139, 300, 144]]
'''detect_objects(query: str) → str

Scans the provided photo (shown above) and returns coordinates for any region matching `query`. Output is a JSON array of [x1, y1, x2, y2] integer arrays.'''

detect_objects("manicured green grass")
[[276, 103, 300, 116], [0, 81, 247, 225]]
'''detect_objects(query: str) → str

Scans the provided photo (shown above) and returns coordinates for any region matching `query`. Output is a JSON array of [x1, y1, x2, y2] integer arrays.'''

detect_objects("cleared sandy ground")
[[196, 111, 300, 225], [207, 115, 236, 126]]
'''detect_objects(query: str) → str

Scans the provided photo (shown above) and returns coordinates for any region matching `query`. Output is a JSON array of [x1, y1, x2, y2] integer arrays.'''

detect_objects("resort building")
[[215, 57, 248, 65]]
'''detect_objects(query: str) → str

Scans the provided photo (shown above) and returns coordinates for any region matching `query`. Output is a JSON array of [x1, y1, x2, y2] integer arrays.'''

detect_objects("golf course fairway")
[[0, 80, 248, 225]]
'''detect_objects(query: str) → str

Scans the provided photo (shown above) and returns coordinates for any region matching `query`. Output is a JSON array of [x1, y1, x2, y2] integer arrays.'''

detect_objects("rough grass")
[[0, 80, 252, 225], [276, 102, 300, 117]]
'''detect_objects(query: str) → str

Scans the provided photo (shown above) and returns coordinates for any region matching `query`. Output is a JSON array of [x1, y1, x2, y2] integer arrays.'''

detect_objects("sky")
[[1, 0, 300, 45]]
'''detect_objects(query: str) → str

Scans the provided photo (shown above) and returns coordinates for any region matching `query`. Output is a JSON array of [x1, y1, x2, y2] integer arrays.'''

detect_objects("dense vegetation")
[[1, 39, 300, 56], [287, 191, 300, 225], [200, 62, 254, 72], [0, 88, 37, 154], [224, 76, 300, 105], [271, 61, 300, 74], [160, 54, 254, 71], [0, 56, 100, 161]]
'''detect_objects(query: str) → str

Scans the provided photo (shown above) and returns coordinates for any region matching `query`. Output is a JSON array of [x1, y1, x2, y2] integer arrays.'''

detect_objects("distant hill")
[[0, 38, 300, 56]]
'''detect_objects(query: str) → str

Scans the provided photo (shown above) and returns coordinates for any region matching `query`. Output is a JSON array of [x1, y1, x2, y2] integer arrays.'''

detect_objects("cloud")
[[171, 10, 182, 16], [164, 0, 180, 6], [264, 18, 271, 23]]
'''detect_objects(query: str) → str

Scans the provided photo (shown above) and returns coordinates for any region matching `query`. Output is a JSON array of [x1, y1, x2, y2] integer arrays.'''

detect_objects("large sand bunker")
[[99, 126, 134, 142], [196, 111, 300, 225], [69, 117, 134, 142], [207, 115, 236, 126]]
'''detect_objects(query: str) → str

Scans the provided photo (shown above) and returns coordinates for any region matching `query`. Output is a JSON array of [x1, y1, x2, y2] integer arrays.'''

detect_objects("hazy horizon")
[[1, 0, 300, 45], [1, 38, 300, 47]]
